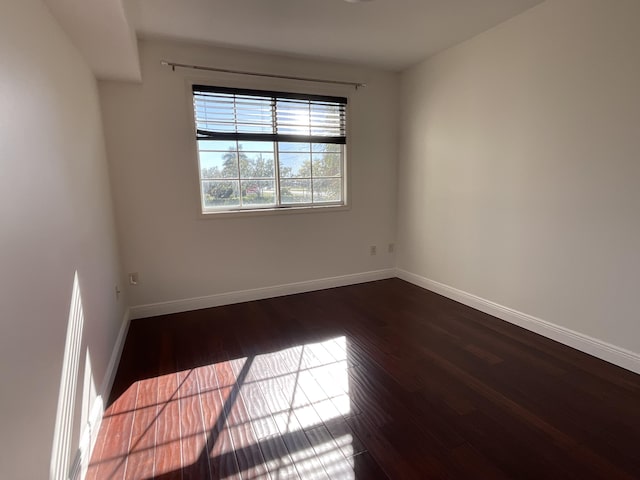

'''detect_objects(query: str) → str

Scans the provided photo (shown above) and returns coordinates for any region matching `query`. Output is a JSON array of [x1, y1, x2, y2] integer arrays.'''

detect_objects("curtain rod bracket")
[[160, 60, 366, 90]]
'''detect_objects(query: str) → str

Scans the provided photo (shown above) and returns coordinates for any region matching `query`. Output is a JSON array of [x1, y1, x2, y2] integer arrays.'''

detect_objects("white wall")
[[397, 0, 640, 355], [0, 0, 126, 478], [100, 40, 398, 308]]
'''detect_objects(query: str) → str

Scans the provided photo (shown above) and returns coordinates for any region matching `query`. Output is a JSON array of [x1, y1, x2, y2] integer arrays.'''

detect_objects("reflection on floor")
[[87, 337, 374, 479], [87, 279, 640, 479]]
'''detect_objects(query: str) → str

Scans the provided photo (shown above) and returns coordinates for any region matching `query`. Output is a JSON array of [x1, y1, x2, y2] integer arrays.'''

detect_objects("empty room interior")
[[3, 0, 640, 478]]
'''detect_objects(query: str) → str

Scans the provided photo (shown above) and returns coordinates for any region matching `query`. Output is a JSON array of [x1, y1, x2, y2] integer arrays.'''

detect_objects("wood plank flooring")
[[88, 279, 640, 479]]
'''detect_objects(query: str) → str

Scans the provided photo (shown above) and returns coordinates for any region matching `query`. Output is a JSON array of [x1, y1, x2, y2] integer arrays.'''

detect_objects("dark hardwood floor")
[[87, 279, 640, 479]]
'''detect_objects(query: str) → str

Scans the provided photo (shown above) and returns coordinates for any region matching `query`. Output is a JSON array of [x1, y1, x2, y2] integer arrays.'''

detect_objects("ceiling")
[[45, 0, 545, 81]]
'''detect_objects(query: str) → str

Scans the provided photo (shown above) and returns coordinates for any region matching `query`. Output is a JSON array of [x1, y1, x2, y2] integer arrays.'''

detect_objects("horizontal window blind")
[[193, 85, 347, 144]]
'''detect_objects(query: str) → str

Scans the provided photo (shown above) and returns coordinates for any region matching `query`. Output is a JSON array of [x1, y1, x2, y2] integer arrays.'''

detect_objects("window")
[[192, 85, 347, 214]]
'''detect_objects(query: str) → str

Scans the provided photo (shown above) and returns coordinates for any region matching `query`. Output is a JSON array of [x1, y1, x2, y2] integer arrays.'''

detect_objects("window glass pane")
[[279, 153, 311, 178], [195, 93, 274, 134], [280, 179, 312, 204], [312, 143, 342, 153], [313, 178, 342, 203], [276, 99, 310, 136], [310, 103, 344, 136], [238, 141, 275, 152], [198, 140, 236, 151], [202, 149, 241, 178], [311, 126, 340, 136], [237, 123, 274, 134], [312, 153, 342, 178], [199, 123, 236, 133], [240, 152, 275, 179], [241, 180, 276, 207], [202, 180, 240, 208], [199, 151, 235, 179], [278, 142, 311, 153], [193, 87, 346, 212], [235, 101, 272, 129]]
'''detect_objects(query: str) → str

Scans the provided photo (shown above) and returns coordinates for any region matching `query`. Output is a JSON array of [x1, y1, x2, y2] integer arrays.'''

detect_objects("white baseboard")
[[71, 308, 130, 480], [396, 268, 640, 375], [130, 269, 396, 320], [99, 308, 131, 400], [70, 396, 104, 480], [130, 266, 640, 373]]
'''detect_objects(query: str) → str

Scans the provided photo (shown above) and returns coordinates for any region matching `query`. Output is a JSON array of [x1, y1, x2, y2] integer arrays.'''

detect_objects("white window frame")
[[187, 79, 351, 218]]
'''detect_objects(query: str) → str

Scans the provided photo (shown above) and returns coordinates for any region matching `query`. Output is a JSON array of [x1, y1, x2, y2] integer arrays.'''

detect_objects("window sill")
[[198, 203, 350, 219]]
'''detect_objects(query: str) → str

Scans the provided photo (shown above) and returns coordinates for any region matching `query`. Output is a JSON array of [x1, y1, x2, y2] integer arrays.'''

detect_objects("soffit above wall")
[[44, 0, 141, 82]]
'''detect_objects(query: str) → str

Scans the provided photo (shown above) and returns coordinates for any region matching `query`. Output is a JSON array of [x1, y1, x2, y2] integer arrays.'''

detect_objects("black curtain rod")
[[161, 60, 366, 90]]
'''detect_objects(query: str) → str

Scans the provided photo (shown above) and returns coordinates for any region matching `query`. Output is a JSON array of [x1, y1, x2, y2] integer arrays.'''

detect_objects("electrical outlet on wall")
[[370, 245, 377, 256], [388, 243, 395, 253]]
